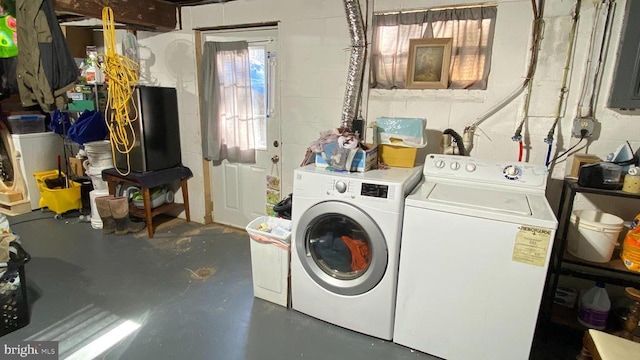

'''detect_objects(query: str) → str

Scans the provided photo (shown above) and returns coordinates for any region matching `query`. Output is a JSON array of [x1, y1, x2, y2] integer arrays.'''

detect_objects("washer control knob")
[[450, 161, 461, 170], [335, 180, 347, 193], [466, 163, 477, 172], [435, 160, 446, 168]]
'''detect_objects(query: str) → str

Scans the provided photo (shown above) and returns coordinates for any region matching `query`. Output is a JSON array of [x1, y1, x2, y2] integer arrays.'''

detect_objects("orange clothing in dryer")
[[341, 236, 370, 271]]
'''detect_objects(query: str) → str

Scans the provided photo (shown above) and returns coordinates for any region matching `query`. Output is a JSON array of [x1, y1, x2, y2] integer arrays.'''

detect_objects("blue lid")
[[596, 282, 606, 288]]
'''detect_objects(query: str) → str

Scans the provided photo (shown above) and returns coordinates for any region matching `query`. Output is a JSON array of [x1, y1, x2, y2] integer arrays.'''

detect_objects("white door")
[[202, 27, 281, 228]]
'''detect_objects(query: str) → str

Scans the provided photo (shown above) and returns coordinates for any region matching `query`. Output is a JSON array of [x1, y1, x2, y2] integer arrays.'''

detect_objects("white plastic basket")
[[246, 216, 292, 250], [246, 216, 292, 307]]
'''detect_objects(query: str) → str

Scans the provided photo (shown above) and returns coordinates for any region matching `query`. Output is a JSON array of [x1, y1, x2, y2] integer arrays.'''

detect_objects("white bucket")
[[90, 189, 109, 229], [567, 210, 624, 263], [84, 140, 113, 168], [85, 166, 110, 191], [84, 140, 111, 154], [83, 157, 113, 169]]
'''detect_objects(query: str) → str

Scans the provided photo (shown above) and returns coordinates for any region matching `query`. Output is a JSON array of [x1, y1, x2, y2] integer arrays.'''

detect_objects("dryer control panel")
[[325, 178, 396, 202], [361, 183, 389, 198]]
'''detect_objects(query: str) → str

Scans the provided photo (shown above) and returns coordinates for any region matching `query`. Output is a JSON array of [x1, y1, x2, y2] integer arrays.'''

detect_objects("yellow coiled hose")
[[101, 6, 139, 176]]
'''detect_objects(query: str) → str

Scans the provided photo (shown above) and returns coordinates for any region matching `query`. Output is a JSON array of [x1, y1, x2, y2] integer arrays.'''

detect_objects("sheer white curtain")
[[201, 41, 256, 163], [371, 6, 497, 89]]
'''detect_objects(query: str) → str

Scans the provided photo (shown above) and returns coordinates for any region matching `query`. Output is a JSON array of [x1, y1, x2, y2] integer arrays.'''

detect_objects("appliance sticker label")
[[512, 226, 552, 267]]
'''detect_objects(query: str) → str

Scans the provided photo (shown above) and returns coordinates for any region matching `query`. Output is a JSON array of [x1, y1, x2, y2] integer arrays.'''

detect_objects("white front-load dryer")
[[291, 165, 422, 340]]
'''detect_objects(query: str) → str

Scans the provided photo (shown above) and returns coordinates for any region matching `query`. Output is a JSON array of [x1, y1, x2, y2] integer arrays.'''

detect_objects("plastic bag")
[[376, 117, 427, 148], [0, 213, 10, 235], [66, 110, 109, 145], [50, 110, 71, 135], [273, 193, 292, 220]]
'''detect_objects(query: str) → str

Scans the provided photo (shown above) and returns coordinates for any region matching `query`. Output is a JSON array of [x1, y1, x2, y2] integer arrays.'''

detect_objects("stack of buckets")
[[84, 140, 112, 230], [568, 210, 624, 263]]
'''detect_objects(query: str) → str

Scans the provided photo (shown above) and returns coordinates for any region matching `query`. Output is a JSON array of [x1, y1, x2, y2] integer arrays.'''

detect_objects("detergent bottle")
[[577, 282, 611, 330]]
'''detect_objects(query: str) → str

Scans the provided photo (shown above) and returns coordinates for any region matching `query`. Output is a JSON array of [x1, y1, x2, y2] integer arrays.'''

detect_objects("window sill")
[[368, 88, 487, 103]]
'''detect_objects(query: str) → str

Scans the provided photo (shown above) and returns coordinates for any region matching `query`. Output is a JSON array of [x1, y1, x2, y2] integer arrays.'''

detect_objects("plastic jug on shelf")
[[577, 282, 611, 330]]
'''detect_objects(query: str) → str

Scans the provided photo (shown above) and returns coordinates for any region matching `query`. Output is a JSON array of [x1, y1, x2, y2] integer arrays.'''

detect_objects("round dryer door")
[[295, 201, 388, 296]]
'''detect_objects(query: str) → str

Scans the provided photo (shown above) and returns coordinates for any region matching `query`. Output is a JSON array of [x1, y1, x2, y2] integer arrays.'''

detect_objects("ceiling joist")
[[53, 0, 177, 30]]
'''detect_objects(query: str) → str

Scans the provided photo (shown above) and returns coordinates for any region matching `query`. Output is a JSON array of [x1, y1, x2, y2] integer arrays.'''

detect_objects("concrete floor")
[[0, 210, 583, 359]]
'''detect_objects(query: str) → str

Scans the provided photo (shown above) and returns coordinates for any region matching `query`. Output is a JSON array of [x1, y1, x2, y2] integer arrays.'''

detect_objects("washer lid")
[[427, 183, 532, 216]]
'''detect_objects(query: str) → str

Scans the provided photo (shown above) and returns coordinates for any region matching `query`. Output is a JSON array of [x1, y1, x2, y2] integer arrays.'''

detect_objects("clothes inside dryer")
[[308, 214, 371, 279]]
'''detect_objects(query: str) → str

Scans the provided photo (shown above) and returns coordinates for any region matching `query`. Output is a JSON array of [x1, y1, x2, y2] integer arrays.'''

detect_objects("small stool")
[[102, 166, 192, 238]]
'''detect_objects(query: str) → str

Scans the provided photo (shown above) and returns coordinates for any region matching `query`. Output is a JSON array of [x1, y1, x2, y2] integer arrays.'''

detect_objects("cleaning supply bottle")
[[577, 282, 611, 330]]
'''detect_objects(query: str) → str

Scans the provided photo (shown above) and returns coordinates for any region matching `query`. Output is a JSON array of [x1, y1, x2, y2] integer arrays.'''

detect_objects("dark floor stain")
[[186, 266, 216, 280]]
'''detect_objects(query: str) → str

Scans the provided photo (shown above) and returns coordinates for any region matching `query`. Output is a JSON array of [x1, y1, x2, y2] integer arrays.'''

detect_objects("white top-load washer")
[[394, 154, 557, 360], [291, 164, 422, 340]]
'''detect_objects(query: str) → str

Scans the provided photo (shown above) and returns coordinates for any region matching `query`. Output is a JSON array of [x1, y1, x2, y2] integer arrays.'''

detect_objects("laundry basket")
[[34, 170, 83, 218], [246, 216, 292, 307], [0, 242, 31, 336]]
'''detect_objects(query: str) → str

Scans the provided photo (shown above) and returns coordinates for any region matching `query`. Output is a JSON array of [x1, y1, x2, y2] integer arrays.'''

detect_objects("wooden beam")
[[194, 30, 214, 225], [54, 0, 177, 30]]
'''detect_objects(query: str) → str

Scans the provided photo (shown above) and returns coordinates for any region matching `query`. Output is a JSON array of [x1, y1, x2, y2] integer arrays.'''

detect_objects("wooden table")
[[102, 166, 192, 238]]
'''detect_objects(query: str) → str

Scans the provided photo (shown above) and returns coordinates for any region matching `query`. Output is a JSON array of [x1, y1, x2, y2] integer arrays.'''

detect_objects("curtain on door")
[[371, 6, 497, 90], [201, 41, 256, 163]]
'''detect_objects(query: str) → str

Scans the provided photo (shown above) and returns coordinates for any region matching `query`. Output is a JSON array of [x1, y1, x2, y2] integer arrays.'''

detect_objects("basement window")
[[370, 5, 497, 90]]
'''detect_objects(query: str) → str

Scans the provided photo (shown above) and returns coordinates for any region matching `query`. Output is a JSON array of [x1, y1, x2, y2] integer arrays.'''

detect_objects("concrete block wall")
[[372, 0, 640, 213], [135, 0, 640, 224]]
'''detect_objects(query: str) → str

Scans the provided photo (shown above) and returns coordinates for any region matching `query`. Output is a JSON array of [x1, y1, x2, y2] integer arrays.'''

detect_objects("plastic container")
[[622, 174, 640, 194], [246, 216, 292, 307], [89, 189, 109, 229], [577, 282, 611, 330], [378, 144, 420, 168], [121, 186, 174, 209], [84, 165, 108, 191], [0, 242, 31, 336], [567, 210, 624, 263], [33, 170, 83, 217], [622, 231, 640, 272], [6, 114, 45, 134], [84, 140, 112, 164]]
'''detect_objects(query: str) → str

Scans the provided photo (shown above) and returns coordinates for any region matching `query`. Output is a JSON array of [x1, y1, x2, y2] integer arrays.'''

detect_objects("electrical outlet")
[[572, 117, 595, 138]]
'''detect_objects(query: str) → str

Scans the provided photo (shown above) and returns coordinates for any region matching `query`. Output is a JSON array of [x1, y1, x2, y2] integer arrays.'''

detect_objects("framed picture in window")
[[406, 38, 452, 89]]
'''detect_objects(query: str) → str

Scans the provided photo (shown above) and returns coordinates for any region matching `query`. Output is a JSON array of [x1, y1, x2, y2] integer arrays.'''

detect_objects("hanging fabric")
[[370, 6, 497, 89], [201, 41, 256, 163]]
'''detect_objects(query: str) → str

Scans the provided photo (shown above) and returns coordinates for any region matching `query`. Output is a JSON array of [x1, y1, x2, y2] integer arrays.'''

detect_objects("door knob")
[[271, 155, 280, 164]]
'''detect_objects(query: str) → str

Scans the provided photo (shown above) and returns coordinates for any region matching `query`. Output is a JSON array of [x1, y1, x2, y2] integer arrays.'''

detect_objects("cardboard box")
[[61, 26, 95, 59], [379, 144, 419, 168], [315, 143, 377, 172], [69, 157, 86, 177], [554, 287, 578, 308], [570, 154, 601, 178]]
